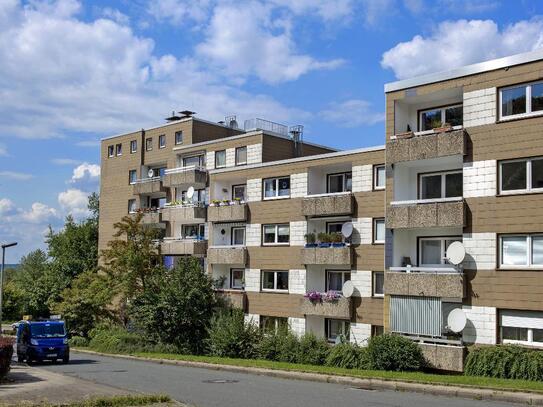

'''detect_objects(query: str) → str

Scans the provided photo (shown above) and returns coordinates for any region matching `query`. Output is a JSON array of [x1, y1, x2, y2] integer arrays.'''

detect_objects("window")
[[263, 224, 290, 245], [159, 134, 166, 149], [327, 172, 352, 193], [419, 236, 462, 266], [130, 140, 137, 153], [326, 222, 344, 235], [231, 227, 245, 246], [499, 157, 543, 194], [263, 177, 290, 199], [371, 325, 384, 337], [373, 218, 385, 244], [128, 199, 136, 213], [374, 165, 385, 190], [232, 184, 246, 201], [107, 145, 114, 157], [500, 81, 543, 119], [325, 319, 350, 343], [235, 146, 247, 166], [373, 271, 384, 296], [182, 224, 205, 240], [129, 170, 137, 184], [115, 143, 122, 156], [179, 188, 206, 204], [419, 170, 463, 199], [149, 167, 166, 177], [148, 196, 166, 209], [326, 270, 350, 291], [500, 234, 543, 268], [500, 310, 543, 347], [230, 268, 244, 289], [419, 104, 463, 131], [145, 137, 153, 151], [175, 131, 183, 145], [215, 150, 226, 168], [261, 270, 289, 291], [182, 154, 205, 168], [260, 316, 288, 334]]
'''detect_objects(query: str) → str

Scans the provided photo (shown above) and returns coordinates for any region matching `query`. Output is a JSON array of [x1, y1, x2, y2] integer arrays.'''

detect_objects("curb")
[[73, 349, 543, 405]]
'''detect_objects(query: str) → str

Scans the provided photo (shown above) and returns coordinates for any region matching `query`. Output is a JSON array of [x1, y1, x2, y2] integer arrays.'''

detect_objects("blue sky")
[[2, 0, 543, 261]]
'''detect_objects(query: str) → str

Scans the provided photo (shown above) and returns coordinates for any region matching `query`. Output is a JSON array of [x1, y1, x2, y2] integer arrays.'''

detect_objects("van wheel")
[[62, 356, 69, 364]]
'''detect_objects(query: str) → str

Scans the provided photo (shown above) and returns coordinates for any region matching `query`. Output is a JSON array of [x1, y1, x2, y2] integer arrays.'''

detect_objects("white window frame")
[[326, 319, 350, 343], [159, 134, 166, 149], [261, 270, 289, 292], [145, 137, 153, 151], [175, 131, 183, 145], [419, 104, 462, 131], [232, 184, 246, 201], [325, 270, 350, 292], [235, 146, 247, 166], [108, 145, 114, 158], [373, 218, 385, 244], [327, 172, 352, 194], [182, 154, 205, 168], [260, 315, 288, 333], [499, 157, 543, 195], [115, 143, 122, 156], [373, 271, 384, 297], [129, 170, 137, 185], [419, 236, 462, 267], [215, 150, 226, 168], [419, 169, 463, 200], [181, 224, 205, 240], [499, 80, 543, 121], [130, 140, 137, 154], [231, 227, 246, 246], [128, 199, 136, 213], [374, 164, 385, 190], [262, 224, 290, 246], [230, 268, 244, 290], [499, 234, 543, 269], [263, 177, 291, 200]]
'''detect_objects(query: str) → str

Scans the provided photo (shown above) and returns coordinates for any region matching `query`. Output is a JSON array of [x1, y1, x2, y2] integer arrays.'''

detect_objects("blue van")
[[16, 320, 70, 364]]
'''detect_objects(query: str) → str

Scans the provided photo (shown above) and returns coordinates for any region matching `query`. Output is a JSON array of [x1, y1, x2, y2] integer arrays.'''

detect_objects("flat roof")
[[385, 48, 543, 93]]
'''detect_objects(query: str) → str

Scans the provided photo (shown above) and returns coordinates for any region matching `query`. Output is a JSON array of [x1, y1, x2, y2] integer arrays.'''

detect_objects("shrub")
[[0, 337, 14, 379], [296, 333, 330, 365], [69, 336, 90, 347], [325, 342, 367, 369], [465, 345, 543, 381], [366, 334, 424, 371], [87, 327, 180, 354], [207, 309, 261, 359], [257, 328, 300, 363]]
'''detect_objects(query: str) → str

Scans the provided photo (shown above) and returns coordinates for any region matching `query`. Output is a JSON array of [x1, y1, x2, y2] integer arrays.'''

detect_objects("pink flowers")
[[304, 290, 342, 303]]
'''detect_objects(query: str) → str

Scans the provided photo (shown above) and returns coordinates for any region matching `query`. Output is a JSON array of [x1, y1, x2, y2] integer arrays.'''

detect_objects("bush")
[[257, 328, 300, 363], [366, 334, 424, 372], [296, 333, 330, 365], [69, 336, 90, 347], [465, 345, 543, 381], [0, 337, 14, 379], [325, 342, 368, 369], [207, 310, 261, 359]]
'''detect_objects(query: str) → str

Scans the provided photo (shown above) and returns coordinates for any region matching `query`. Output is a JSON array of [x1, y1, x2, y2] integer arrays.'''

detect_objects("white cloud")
[[270, 0, 355, 21], [0, 143, 7, 156], [51, 158, 81, 165], [101, 7, 130, 25], [0, 171, 33, 180], [147, 0, 211, 26], [382, 18, 543, 79], [20, 202, 59, 223], [58, 188, 90, 219], [320, 99, 384, 128], [0, 198, 16, 216], [70, 163, 100, 183]]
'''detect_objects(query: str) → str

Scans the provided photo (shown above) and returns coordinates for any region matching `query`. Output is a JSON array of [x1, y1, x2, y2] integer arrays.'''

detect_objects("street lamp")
[[1, 242, 17, 328]]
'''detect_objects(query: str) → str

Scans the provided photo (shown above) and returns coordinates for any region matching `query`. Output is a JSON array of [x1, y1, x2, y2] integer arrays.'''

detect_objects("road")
[[37, 351, 518, 407]]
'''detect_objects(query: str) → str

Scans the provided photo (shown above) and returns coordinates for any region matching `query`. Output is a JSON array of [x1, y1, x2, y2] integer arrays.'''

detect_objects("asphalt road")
[[37, 352, 518, 407]]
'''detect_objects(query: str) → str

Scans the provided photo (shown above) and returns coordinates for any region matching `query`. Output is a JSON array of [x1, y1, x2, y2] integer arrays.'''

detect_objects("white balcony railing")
[[164, 165, 206, 175], [389, 266, 460, 274], [133, 176, 161, 184], [304, 191, 352, 198], [390, 196, 463, 206]]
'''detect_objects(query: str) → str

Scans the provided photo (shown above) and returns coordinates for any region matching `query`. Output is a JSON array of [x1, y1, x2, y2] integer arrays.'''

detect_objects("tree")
[[128, 258, 216, 353]]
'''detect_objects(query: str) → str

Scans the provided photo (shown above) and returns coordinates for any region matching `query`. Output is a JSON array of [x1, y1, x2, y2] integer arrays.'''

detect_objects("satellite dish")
[[186, 186, 195, 199], [341, 222, 353, 239], [342, 280, 354, 298], [147, 169, 154, 178], [447, 308, 467, 333], [446, 241, 466, 265]]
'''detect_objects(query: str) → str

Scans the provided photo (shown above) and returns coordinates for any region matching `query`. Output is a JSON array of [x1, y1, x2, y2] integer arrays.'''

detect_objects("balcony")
[[386, 268, 465, 298], [300, 295, 351, 319], [132, 177, 165, 195], [387, 128, 466, 164], [208, 203, 248, 223], [301, 192, 353, 218], [130, 211, 164, 228], [207, 246, 247, 265], [301, 245, 352, 265], [419, 343, 465, 373], [215, 290, 246, 311], [387, 198, 465, 229], [162, 166, 207, 189], [160, 239, 208, 256], [161, 204, 207, 223]]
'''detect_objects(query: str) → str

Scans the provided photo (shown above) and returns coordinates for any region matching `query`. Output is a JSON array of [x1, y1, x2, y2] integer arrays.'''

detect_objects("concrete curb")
[[74, 349, 543, 405]]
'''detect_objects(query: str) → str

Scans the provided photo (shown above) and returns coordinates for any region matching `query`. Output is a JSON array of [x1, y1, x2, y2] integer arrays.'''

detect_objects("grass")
[[2, 394, 172, 407], [74, 347, 543, 394]]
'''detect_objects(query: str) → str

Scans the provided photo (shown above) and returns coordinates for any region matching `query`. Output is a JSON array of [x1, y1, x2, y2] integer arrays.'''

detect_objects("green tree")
[[128, 258, 216, 353], [14, 250, 54, 317]]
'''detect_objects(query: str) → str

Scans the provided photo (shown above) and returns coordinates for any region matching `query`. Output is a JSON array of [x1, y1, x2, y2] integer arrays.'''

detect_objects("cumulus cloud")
[[51, 158, 81, 165], [20, 202, 59, 223], [58, 188, 90, 219], [101, 7, 130, 25], [0, 171, 33, 180], [70, 163, 100, 186], [382, 18, 543, 79], [270, 0, 355, 21], [0, 198, 16, 216], [320, 99, 384, 128], [147, 0, 211, 26]]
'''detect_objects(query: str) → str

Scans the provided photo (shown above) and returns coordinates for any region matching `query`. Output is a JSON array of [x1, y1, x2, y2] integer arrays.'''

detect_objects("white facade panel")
[[247, 143, 262, 164], [290, 220, 307, 246], [246, 223, 261, 247], [463, 160, 496, 198], [289, 317, 306, 336], [245, 268, 261, 292], [351, 270, 372, 297], [463, 232, 496, 270], [350, 322, 371, 345], [352, 165, 373, 192], [462, 306, 497, 345], [291, 172, 308, 198], [289, 269, 306, 294], [463, 88, 497, 128], [352, 217, 372, 245], [206, 151, 215, 170], [226, 148, 236, 167], [247, 178, 262, 202]]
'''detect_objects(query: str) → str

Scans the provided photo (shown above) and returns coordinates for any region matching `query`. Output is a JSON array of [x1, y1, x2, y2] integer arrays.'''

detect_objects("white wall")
[[291, 172, 308, 198], [306, 315, 325, 338], [352, 218, 372, 245], [290, 221, 306, 246], [463, 232, 496, 270], [246, 223, 261, 246], [289, 269, 306, 294], [352, 165, 373, 192], [463, 160, 496, 198], [247, 143, 262, 164], [245, 269, 260, 292], [350, 323, 371, 345], [307, 167, 327, 195], [462, 306, 497, 345], [289, 317, 306, 336], [225, 148, 235, 167], [463, 88, 497, 128], [351, 270, 372, 297], [247, 178, 261, 202], [206, 151, 215, 169]]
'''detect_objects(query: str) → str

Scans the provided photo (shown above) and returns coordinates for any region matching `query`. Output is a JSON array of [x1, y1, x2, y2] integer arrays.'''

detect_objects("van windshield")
[[30, 323, 65, 338]]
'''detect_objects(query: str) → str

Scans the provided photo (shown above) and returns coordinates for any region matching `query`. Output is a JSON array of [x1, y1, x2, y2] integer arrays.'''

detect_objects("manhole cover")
[[202, 379, 239, 384]]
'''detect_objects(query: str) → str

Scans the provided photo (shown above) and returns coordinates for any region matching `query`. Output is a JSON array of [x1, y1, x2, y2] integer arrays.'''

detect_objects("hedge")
[[0, 336, 14, 379]]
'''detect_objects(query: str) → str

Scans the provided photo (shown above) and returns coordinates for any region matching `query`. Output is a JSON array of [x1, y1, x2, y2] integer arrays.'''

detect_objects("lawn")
[[2, 394, 172, 407]]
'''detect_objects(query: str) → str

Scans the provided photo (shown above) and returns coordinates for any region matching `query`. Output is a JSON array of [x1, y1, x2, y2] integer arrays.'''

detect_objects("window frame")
[[325, 318, 350, 343], [159, 134, 166, 149], [214, 149, 226, 168], [127, 199, 136, 214], [374, 164, 386, 190], [231, 226, 246, 246], [326, 221, 344, 235], [371, 325, 384, 337], [107, 145, 114, 158], [182, 154, 205, 168], [230, 268, 245, 290], [261, 270, 289, 292], [499, 80, 543, 121], [418, 103, 463, 131], [175, 131, 183, 145], [262, 176, 291, 200], [325, 270, 351, 292], [235, 146, 247, 166], [181, 224, 205, 240], [128, 169, 137, 185], [115, 143, 122, 156], [326, 171, 352, 194], [417, 236, 462, 267], [499, 233, 543, 269], [145, 137, 153, 151], [260, 315, 288, 334], [499, 157, 543, 195], [372, 271, 384, 297], [130, 140, 137, 154], [262, 224, 290, 246], [232, 184, 247, 201], [373, 218, 385, 244], [418, 169, 463, 200]]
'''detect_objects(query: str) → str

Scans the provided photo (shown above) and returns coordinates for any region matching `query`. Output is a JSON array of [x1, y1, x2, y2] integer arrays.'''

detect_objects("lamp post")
[[1, 242, 17, 328]]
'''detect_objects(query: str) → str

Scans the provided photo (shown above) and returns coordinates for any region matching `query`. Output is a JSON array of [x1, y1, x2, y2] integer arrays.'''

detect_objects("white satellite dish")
[[147, 169, 154, 178], [186, 186, 195, 199], [446, 241, 466, 265], [342, 280, 354, 298], [447, 308, 467, 333], [341, 222, 353, 239]]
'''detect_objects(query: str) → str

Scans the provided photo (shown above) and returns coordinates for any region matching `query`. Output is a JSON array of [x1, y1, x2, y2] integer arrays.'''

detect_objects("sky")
[[2, 0, 543, 262]]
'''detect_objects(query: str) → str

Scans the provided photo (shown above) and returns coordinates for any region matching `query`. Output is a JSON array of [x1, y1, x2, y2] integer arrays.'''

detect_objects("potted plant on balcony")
[[395, 124, 414, 139], [317, 232, 331, 248], [233, 197, 241, 205], [304, 232, 317, 248], [323, 290, 341, 303], [210, 199, 220, 207], [220, 198, 230, 206], [304, 290, 322, 303], [433, 122, 453, 133], [330, 232, 345, 247]]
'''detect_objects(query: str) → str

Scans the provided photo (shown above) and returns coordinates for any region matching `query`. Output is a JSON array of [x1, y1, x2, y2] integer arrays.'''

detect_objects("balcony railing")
[[387, 198, 465, 229], [386, 267, 465, 298], [208, 202, 247, 222], [300, 293, 351, 319], [130, 210, 164, 227], [160, 238, 207, 256], [161, 204, 207, 222], [132, 177, 165, 195], [207, 245, 247, 265], [301, 192, 353, 217], [215, 289, 246, 311], [301, 245, 352, 265], [162, 165, 207, 188]]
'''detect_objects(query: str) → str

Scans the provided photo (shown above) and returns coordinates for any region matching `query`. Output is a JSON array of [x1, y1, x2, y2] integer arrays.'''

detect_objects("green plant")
[[69, 336, 90, 347], [0, 337, 14, 379], [330, 232, 343, 244], [366, 334, 424, 372], [296, 333, 330, 365], [257, 327, 300, 363], [207, 309, 261, 359], [317, 232, 331, 244], [304, 233, 316, 244], [325, 341, 367, 369], [212, 275, 227, 289]]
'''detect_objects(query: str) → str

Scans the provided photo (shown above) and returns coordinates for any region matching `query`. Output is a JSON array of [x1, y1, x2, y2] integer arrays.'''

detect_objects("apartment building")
[[384, 49, 543, 371]]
